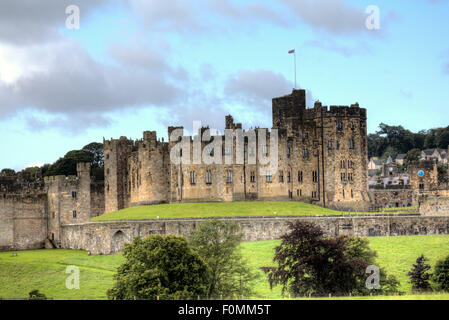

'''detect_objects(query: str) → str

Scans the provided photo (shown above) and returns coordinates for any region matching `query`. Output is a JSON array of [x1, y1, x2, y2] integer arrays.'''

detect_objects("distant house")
[[395, 154, 406, 165], [421, 148, 448, 164], [368, 158, 383, 171]]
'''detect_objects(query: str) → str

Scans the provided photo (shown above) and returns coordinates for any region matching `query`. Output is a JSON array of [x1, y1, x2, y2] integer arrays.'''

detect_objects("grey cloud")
[[226, 69, 317, 111], [0, 39, 187, 130], [224, 69, 295, 111], [25, 113, 112, 135], [280, 0, 368, 35], [0, 0, 106, 45], [304, 38, 371, 57]]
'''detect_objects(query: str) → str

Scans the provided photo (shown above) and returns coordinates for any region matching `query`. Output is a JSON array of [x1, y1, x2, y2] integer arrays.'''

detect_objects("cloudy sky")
[[1, 0, 449, 170]]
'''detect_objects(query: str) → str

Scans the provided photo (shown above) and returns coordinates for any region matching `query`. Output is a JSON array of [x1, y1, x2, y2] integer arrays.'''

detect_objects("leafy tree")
[[0, 169, 15, 176], [45, 150, 93, 177], [433, 255, 449, 292], [107, 235, 210, 300], [344, 237, 401, 295], [408, 254, 433, 292], [188, 220, 257, 298], [405, 148, 422, 165], [262, 221, 369, 297], [438, 164, 449, 184], [82, 142, 104, 168]]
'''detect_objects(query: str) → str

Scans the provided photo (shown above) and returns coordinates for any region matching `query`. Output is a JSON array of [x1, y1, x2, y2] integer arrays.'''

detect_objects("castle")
[[1, 89, 446, 253], [104, 89, 370, 213]]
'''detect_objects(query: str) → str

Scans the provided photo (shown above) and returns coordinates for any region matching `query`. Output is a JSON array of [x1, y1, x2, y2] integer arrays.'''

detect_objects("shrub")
[[433, 255, 449, 292], [107, 235, 210, 300], [28, 290, 47, 300]]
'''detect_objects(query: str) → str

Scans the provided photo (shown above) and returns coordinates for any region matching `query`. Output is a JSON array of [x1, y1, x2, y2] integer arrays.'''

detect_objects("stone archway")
[[111, 230, 127, 254]]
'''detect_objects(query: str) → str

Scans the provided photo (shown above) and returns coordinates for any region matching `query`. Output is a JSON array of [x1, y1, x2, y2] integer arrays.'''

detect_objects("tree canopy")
[[107, 235, 210, 300], [368, 123, 449, 158], [188, 220, 257, 298]]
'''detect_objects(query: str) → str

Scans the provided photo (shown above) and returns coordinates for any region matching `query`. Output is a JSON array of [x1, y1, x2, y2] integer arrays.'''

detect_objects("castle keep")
[[104, 89, 370, 212]]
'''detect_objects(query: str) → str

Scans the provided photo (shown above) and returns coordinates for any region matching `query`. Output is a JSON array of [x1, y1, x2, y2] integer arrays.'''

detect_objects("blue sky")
[[0, 0, 448, 170]]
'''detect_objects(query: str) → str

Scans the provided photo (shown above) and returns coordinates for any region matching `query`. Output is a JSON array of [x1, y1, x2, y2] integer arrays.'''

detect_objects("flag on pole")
[[288, 49, 295, 54]]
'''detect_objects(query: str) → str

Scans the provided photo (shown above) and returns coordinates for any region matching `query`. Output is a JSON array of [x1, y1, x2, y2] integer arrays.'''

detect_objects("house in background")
[[395, 154, 406, 165], [421, 149, 448, 164]]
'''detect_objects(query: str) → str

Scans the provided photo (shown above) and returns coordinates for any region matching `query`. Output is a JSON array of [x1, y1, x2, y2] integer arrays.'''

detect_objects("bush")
[[28, 290, 47, 300], [107, 235, 210, 300], [433, 255, 449, 292], [188, 219, 257, 298]]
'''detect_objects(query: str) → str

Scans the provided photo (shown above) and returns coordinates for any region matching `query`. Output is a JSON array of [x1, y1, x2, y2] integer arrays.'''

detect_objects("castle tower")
[[104, 137, 134, 213]]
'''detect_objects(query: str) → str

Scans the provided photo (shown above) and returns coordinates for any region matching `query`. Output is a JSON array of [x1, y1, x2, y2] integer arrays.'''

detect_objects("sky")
[[0, 0, 449, 171]]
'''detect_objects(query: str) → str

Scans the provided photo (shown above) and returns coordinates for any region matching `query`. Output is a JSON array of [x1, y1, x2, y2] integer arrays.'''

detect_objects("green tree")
[[438, 164, 449, 184], [344, 237, 401, 295], [407, 254, 433, 292], [82, 142, 104, 168], [107, 235, 210, 300], [405, 148, 421, 165], [433, 255, 449, 292], [0, 169, 15, 176], [45, 150, 93, 177], [188, 220, 257, 298]]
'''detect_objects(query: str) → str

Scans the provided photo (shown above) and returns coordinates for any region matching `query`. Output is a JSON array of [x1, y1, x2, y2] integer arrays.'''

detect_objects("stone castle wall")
[[0, 194, 47, 251], [60, 215, 449, 255]]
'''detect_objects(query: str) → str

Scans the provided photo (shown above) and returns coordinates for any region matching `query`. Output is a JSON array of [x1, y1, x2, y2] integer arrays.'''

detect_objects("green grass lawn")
[[92, 201, 411, 221], [0, 234, 448, 300]]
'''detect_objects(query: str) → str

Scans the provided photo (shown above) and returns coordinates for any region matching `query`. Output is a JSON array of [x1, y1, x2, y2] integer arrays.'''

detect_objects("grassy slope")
[[0, 234, 448, 300], [0, 250, 124, 300], [91, 201, 411, 221]]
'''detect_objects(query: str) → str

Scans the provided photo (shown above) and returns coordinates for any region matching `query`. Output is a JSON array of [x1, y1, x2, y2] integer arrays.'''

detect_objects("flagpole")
[[294, 51, 296, 89]]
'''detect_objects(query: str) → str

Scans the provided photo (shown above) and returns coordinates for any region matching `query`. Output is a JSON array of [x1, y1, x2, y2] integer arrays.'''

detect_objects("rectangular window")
[[298, 170, 303, 182], [266, 175, 272, 183], [73, 211, 77, 218], [349, 139, 354, 149], [302, 148, 309, 159], [336, 141, 340, 150], [72, 191, 77, 198], [190, 171, 196, 185], [278, 171, 284, 183], [287, 146, 291, 158], [312, 171, 318, 183], [226, 170, 232, 184], [205, 170, 212, 184], [328, 141, 333, 149], [287, 171, 291, 183], [250, 171, 255, 183], [262, 145, 268, 156], [337, 121, 343, 130]]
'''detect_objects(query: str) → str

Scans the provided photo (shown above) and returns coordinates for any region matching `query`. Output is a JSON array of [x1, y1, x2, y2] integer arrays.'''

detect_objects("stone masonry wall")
[[0, 193, 47, 251], [60, 215, 449, 255]]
